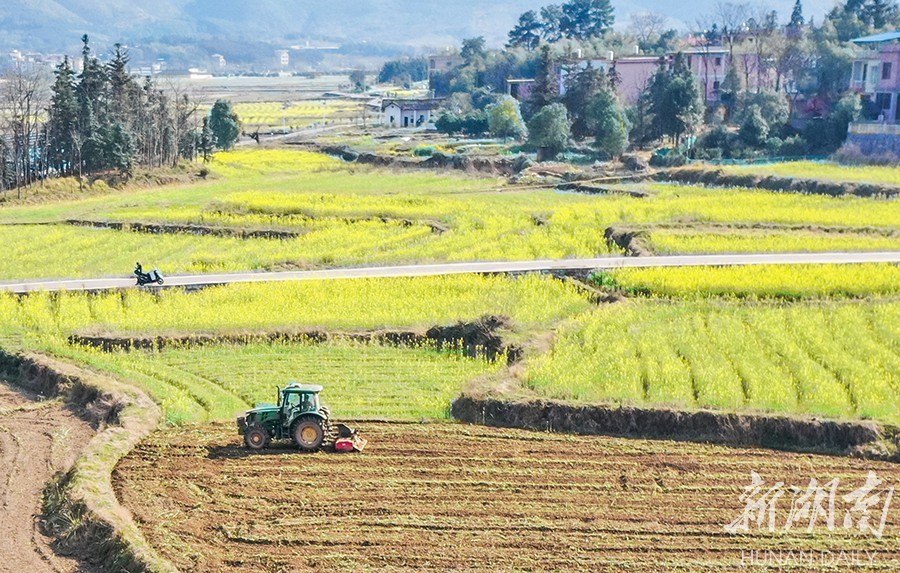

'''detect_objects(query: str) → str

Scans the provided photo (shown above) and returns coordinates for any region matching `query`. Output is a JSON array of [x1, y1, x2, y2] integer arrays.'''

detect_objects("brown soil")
[[115, 421, 900, 572], [0, 382, 96, 573]]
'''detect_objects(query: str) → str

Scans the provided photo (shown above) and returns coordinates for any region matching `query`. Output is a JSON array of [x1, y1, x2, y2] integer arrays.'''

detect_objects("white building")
[[381, 98, 442, 128]]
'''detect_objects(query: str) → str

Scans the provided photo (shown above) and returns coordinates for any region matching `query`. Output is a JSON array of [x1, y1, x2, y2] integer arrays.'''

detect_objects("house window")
[[713, 80, 721, 91], [875, 92, 891, 111], [715, 57, 722, 66], [883, 62, 893, 80]]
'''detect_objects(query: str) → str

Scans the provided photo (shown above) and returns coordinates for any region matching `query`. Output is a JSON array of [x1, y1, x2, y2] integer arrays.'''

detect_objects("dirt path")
[[0, 382, 96, 573]]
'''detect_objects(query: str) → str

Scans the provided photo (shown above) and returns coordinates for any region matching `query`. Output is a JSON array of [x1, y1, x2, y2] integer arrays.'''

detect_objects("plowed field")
[[115, 422, 900, 572]]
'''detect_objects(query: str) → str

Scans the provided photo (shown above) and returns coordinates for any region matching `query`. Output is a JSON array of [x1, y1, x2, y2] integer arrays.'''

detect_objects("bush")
[[736, 91, 790, 127], [414, 146, 436, 157], [527, 103, 571, 161], [779, 136, 809, 157], [649, 148, 688, 167], [487, 96, 527, 139], [739, 105, 769, 148]]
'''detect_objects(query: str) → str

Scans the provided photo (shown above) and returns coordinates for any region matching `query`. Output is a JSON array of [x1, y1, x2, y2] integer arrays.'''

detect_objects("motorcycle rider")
[[134, 262, 143, 277]]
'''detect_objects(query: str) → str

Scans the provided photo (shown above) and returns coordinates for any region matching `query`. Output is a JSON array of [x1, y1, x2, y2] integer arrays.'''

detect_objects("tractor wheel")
[[293, 417, 325, 451], [244, 424, 270, 451]]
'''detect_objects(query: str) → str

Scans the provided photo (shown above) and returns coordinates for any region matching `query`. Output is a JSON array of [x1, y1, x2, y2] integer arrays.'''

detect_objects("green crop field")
[[525, 299, 899, 424], [68, 340, 502, 423]]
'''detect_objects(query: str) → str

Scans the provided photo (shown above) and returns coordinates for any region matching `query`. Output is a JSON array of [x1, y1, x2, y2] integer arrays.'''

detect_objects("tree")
[[208, 99, 241, 150], [540, 5, 566, 42], [528, 103, 570, 160], [350, 70, 367, 92], [104, 122, 135, 174], [378, 58, 429, 85], [461, 37, 487, 67], [561, 0, 616, 40], [719, 63, 742, 120], [649, 53, 704, 146], [789, 0, 805, 28], [630, 12, 667, 46], [739, 104, 769, 146], [586, 90, 629, 156], [487, 96, 527, 139], [1, 66, 47, 193], [508, 10, 543, 50], [47, 57, 79, 176], [714, 1, 751, 58], [199, 116, 215, 162], [562, 64, 609, 140], [528, 46, 559, 115]]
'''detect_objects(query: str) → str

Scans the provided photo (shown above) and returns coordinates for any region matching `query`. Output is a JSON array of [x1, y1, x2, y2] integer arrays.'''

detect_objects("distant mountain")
[[0, 0, 837, 56]]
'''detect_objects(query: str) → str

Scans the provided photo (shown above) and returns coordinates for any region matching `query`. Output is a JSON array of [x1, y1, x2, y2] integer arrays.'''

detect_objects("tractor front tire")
[[244, 424, 270, 451], [293, 417, 325, 452]]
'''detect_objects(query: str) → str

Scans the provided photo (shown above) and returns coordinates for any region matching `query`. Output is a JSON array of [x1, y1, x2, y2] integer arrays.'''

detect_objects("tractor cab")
[[279, 383, 323, 425]]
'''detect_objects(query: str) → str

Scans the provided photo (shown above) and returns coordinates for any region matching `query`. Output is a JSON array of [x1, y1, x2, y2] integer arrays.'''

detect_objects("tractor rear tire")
[[244, 424, 270, 451], [293, 417, 325, 452]]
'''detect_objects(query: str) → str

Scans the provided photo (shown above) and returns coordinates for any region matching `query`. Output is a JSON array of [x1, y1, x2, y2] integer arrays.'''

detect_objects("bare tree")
[[0, 66, 48, 197], [715, 1, 750, 58], [630, 12, 668, 46]]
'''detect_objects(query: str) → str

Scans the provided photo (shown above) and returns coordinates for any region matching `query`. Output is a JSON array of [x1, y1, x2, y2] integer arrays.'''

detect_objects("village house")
[[846, 30, 900, 156], [551, 48, 732, 106], [429, 51, 463, 76], [381, 98, 443, 128], [850, 31, 900, 122]]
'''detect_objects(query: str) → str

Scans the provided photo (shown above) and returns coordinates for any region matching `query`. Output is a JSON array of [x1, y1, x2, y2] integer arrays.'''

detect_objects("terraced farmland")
[[0, 149, 897, 280], [115, 422, 900, 572]]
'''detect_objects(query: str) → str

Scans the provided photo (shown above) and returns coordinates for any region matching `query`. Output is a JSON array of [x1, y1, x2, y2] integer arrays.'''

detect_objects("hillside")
[[0, 0, 836, 55]]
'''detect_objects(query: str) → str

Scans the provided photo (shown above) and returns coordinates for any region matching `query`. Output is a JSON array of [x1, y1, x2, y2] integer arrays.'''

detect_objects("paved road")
[[1, 252, 898, 294]]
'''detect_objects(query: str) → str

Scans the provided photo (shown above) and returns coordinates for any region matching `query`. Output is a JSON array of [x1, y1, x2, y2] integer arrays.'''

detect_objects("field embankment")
[[451, 395, 895, 458], [659, 165, 900, 197]]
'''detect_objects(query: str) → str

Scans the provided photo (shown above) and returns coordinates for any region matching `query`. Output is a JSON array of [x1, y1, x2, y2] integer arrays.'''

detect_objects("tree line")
[[0, 36, 242, 196]]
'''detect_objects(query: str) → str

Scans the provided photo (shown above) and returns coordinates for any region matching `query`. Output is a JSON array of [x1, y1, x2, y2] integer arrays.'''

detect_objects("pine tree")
[[47, 57, 79, 175], [529, 46, 560, 114], [540, 5, 565, 43], [199, 116, 215, 162], [560, 0, 615, 40], [508, 11, 543, 50], [208, 99, 240, 150], [790, 0, 805, 27]]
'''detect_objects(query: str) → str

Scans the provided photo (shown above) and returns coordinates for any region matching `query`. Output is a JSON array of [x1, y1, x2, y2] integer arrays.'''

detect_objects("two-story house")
[[850, 30, 900, 122]]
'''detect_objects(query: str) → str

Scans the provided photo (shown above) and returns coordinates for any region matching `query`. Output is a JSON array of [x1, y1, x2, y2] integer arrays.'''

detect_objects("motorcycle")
[[135, 267, 164, 286]]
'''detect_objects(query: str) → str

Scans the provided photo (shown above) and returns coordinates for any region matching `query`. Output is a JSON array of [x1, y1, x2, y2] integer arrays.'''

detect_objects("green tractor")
[[236, 383, 365, 452]]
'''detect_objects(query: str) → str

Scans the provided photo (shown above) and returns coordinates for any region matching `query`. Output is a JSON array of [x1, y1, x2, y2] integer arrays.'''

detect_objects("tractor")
[[236, 383, 366, 452]]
